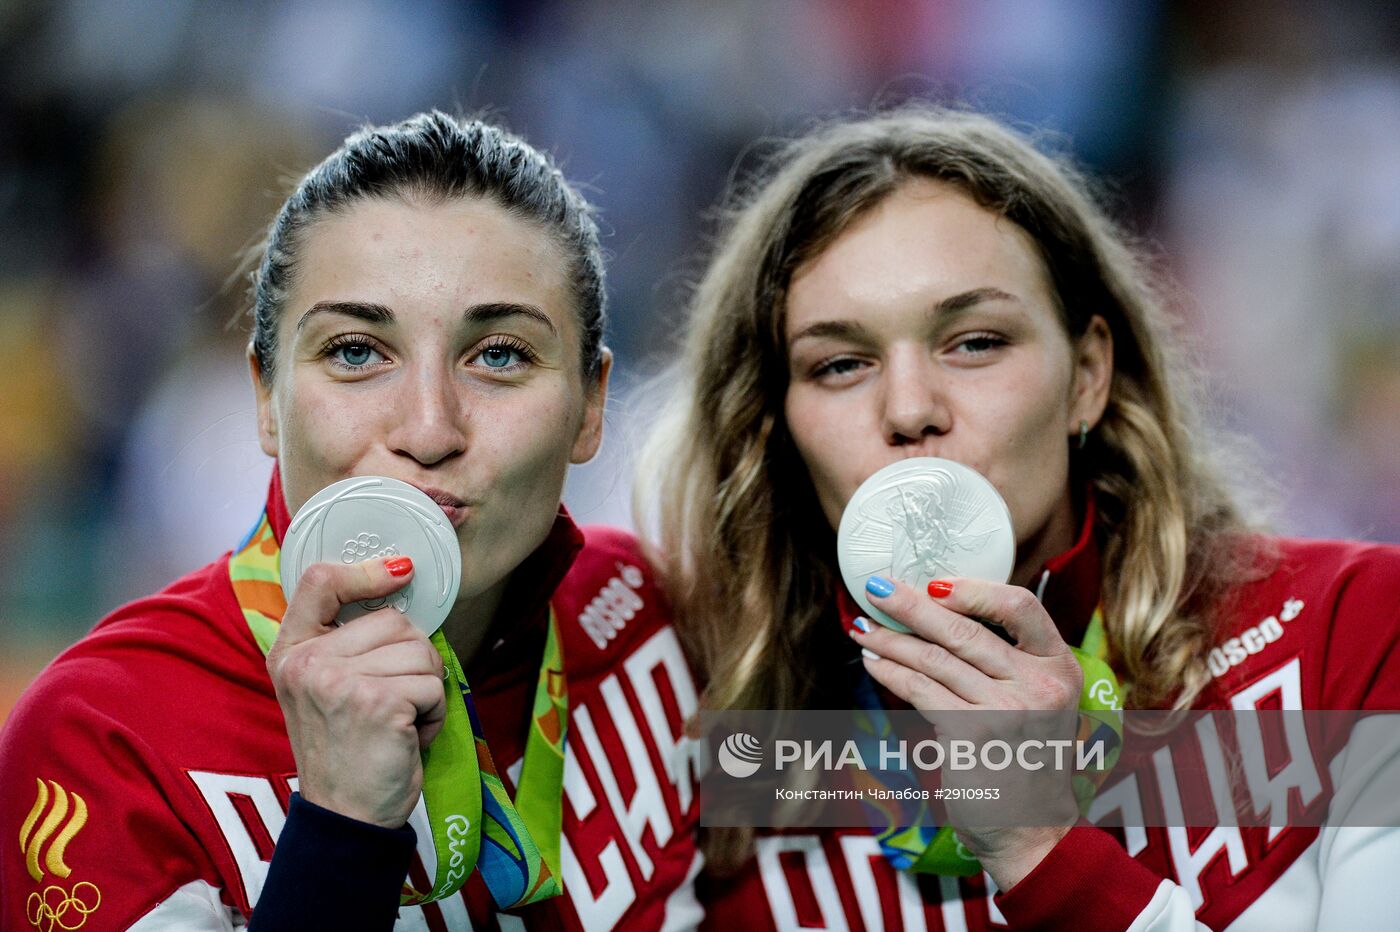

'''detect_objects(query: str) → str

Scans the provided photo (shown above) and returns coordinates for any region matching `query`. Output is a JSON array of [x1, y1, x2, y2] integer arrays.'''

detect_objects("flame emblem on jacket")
[[19, 779, 88, 883]]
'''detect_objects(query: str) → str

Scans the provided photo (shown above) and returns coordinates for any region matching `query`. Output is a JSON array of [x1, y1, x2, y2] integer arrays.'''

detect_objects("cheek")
[[994, 439, 1070, 543], [970, 371, 1073, 539], [275, 381, 381, 506], [481, 385, 583, 500], [784, 386, 876, 524], [458, 387, 582, 589], [284, 394, 352, 455]]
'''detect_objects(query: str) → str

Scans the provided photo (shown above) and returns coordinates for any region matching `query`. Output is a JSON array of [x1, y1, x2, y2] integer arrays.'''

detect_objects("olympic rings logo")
[[341, 532, 398, 564], [26, 882, 101, 931]]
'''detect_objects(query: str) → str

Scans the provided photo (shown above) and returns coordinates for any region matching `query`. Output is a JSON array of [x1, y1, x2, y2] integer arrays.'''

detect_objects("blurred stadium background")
[[3, 0, 1399, 720]]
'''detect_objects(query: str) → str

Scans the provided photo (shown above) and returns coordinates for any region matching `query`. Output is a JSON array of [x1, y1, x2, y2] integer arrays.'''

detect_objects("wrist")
[[971, 824, 1071, 891], [299, 785, 406, 830]]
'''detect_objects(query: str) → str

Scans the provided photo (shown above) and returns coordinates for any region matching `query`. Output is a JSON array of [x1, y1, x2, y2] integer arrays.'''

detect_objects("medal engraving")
[[838, 459, 1014, 631], [281, 476, 462, 634], [846, 469, 1000, 584]]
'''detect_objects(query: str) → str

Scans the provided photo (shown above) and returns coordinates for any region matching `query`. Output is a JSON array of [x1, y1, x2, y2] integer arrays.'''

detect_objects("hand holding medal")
[[265, 477, 460, 830], [246, 475, 565, 908], [838, 458, 1113, 889]]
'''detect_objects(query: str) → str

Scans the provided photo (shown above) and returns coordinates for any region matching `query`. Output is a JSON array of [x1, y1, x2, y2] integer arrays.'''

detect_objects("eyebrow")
[[296, 300, 394, 330], [296, 300, 558, 336], [787, 286, 1020, 346]]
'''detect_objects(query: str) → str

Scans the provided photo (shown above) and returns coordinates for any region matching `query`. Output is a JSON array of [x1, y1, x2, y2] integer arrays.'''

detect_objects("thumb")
[[275, 556, 415, 649]]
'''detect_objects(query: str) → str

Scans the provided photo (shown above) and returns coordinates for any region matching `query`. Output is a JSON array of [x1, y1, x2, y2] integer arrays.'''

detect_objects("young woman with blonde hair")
[[640, 106, 1400, 929]]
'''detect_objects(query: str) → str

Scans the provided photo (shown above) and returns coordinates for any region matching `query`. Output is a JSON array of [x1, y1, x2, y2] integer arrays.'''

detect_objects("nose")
[[385, 365, 468, 467], [881, 349, 951, 448]]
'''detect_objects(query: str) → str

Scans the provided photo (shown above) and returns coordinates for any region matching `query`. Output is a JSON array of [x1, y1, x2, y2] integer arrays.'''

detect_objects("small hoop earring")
[[1078, 420, 1089, 450]]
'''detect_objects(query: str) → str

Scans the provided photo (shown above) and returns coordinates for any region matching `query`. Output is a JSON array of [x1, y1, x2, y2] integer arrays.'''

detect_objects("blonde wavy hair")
[[636, 107, 1268, 848]]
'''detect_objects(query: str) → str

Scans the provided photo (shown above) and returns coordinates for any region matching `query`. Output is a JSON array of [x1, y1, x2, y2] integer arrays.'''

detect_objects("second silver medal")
[[837, 457, 1015, 631]]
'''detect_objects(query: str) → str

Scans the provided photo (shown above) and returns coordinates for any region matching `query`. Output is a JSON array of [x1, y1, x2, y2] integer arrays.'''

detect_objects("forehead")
[[286, 195, 576, 337], [786, 178, 1056, 329]]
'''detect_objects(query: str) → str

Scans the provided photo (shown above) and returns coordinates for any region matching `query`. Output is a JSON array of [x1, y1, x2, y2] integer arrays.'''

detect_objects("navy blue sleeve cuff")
[[247, 792, 417, 930]]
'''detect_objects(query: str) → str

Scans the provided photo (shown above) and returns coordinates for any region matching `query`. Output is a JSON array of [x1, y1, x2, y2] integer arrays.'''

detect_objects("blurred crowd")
[[3, 0, 1399, 715]]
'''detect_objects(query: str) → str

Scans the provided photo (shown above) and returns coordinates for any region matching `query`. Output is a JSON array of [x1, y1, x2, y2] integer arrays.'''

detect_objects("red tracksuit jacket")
[[699, 507, 1400, 930], [0, 470, 703, 930]]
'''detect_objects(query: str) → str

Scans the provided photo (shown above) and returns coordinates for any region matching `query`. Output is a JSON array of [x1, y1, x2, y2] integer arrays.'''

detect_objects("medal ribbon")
[[229, 511, 567, 908], [855, 606, 1123, 876]]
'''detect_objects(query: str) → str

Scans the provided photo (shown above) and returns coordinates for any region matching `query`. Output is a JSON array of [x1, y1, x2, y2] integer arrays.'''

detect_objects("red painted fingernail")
[[385, 557, 413, 577], [927, 580, 954, 598]]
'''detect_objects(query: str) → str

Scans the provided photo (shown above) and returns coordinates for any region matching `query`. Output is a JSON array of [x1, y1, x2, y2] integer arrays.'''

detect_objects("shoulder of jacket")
[[1221, 536, 1400, 620], [5, 556, 252, 738], [1267, 535, 1400, 578], [553, 526, 674, 661], [1200, 535, 1400, 706]]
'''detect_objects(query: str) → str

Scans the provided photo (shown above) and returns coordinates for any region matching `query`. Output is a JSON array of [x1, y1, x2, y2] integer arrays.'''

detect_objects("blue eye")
[[481, 346, 520, 368], [339, 343, 373, 366], [474, 338, 536, 371], [324, 337, 385, 370]]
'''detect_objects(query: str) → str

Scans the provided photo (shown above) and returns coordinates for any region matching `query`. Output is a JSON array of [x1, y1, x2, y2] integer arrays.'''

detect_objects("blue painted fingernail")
[[853, 616, 872, 633], [865, 576, 895, 598]]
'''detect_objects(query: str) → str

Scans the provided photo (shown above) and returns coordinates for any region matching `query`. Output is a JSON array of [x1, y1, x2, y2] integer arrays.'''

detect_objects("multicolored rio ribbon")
[[854, 607, 1123, 876], [229, 512, 567, 908]]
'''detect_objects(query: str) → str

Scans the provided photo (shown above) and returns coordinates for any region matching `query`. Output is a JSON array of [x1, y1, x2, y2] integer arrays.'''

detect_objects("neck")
[[441, 576, 509, 667], [1010, 487, 1079, 589]]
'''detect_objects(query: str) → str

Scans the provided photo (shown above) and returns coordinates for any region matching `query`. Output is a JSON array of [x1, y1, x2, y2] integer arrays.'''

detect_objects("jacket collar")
[[262, 464, 584, 676], [1030, 491, 1102, 648]]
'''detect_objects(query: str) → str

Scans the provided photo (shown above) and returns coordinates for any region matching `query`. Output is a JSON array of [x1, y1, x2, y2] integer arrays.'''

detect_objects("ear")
[[1068, 315, 1113, 434], [570, 347, 613, 465], [248, 344, 280, 459]]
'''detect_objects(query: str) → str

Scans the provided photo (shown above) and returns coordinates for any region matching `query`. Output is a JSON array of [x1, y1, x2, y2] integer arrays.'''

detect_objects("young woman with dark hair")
[[1, 112, 701, 931]]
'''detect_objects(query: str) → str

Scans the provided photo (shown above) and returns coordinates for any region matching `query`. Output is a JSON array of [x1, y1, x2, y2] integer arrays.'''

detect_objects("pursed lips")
[[408, 483, 472, 528]]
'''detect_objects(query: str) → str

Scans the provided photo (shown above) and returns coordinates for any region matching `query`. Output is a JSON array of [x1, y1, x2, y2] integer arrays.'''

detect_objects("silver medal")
[[280, 476, 462, 635], [837, 457, 1015, 631]]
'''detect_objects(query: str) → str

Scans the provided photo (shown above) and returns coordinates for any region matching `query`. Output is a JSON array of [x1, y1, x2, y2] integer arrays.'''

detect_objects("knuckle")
[[392, 614, 421, 642], [1030, 673, 1073, 709], [420, 673, 447, 701], [300, 562, 336, 591], [273, 647, 313, 687], [917, 641, 949, 673], [359, 559, 382, 588], [865, 657, 895, 687], [308, 659, 348, 699], [1063, 659, 1085, 693], [345, 679, 381, 713], [889, 666, 921, 700], [265, 651, 285, 685], [1053, 679, 1078, 708], [942, 618, 980, 650], [1004, 587, 1040, 618], [908, 689, 935, 712]]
